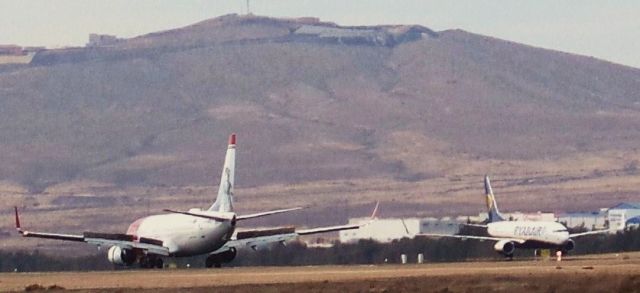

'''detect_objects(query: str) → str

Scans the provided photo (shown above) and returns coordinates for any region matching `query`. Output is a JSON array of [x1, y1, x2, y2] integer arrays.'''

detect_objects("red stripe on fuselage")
[[126, 217, 147, 240]]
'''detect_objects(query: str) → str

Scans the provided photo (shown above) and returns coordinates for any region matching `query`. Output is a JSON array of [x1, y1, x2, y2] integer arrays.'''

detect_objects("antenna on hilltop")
[[246, 0, 251, 15]]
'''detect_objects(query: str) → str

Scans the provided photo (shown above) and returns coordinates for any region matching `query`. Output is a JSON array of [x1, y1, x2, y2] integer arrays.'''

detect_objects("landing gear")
[[204, 248, 236, 268], [139, 255, 164, 269], [205, 257, 221, 268], [154, 258, 164, 269], [504, 254, 514, 261]]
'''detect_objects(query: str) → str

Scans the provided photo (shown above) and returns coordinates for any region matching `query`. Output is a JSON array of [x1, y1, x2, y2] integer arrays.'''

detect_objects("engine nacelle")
[[494, 240, 516, 256], [205, 248, 237, 267], [562, 239, 575, 252], [107, 246, 136, 266]]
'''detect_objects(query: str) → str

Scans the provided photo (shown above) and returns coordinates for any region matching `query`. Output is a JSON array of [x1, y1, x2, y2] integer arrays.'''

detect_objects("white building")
[[339, 217, 460, 243], [608, 202, 640, 231], [557, 211, 608, 230], [466, 211, 556, 223], [502, 212, 556, 222]]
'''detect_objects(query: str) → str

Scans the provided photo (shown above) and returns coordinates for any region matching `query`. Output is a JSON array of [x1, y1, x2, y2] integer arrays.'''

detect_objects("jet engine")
[[562, 239, 575, 252], [107, 246, 136, 266], [205, 248, 237, 268], [494, 240, 516, 256]]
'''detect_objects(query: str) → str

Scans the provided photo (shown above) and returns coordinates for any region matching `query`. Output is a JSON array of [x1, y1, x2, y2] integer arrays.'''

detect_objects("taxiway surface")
[[1, 252, 639, 292]]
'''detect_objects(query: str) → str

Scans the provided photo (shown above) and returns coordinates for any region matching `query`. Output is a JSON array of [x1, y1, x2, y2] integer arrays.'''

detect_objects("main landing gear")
[[204, 248, 237, 268], [205, 259, 222, 268], [139, 255, 164, 269]]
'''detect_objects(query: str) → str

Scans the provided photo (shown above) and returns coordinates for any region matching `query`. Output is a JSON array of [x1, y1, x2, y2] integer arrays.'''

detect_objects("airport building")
[[607, 202, 640, 231], [557, 210, 608, 230], [557, 210, 607, 230], [339, 217, 461, 243], [502, 212, 556, 222]]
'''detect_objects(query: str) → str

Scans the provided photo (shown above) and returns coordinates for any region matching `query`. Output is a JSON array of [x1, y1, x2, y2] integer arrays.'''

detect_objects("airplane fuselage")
[[127, 213, 235, 257], [487, 220, 570, 247]]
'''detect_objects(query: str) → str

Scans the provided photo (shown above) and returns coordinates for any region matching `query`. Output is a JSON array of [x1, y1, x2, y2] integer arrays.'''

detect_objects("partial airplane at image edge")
[[420, 175, 610, 259], [14, 133, 379, 268]]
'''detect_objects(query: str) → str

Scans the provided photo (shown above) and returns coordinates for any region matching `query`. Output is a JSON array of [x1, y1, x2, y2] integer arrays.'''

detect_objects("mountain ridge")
[[0, 13, 639, 212]]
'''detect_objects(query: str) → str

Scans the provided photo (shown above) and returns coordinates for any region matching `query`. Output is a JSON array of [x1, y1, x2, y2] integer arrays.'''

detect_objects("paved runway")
[[1, 252, 639, 292]]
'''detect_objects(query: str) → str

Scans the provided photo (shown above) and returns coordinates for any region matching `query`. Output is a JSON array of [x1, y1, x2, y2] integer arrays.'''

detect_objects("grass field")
[[1, 252, 639, 292]]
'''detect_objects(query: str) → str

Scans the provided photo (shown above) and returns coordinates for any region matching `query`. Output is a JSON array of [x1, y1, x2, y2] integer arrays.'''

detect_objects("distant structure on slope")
[[87, 34, 122, 47], [293, 24, 437, 47], [0, 45, 43, 65], [0, 45, 23, 55]]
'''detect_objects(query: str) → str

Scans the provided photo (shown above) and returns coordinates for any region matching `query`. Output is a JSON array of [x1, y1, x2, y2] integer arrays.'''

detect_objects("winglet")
[[14, 206, 23, 234], [360, 201, 380, 227], [229, 133, 236, 146], [370, 201, 380, 219]]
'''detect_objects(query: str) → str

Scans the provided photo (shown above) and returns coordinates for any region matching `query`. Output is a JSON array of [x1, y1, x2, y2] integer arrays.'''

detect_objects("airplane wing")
[[418, 233, 526, 244], [223, 227, 298, 251], [221, 223, 361, 252], [14, 207, 170, 256], [221, 202, 379, 251], [569, 229, 612, 238], [296, 223, 361, 235], [461, 223, 489, 228]]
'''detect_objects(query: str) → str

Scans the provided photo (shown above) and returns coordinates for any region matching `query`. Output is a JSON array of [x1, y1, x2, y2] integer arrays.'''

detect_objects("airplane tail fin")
[[208, 134, 236, 212], [484, 175, 505, 222]]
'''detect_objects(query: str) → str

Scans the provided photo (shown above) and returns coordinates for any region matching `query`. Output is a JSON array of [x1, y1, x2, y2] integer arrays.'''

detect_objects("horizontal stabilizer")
[[236, 207, 304, 221], [163, 209, 234, 222]]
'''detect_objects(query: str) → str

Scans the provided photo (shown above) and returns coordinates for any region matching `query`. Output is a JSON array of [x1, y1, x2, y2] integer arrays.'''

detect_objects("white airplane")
[[14, 134, 378, 268], [421, 176, 609, 258]]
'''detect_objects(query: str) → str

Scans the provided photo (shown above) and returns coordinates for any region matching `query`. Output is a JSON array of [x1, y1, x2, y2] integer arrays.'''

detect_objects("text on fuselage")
[[514, 226, 546, 236]]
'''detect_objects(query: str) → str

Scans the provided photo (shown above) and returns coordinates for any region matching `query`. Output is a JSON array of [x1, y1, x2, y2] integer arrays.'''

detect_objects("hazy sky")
[[1, 0, 639, 68]]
